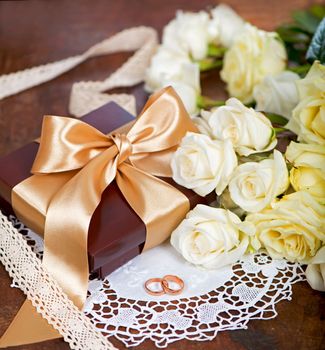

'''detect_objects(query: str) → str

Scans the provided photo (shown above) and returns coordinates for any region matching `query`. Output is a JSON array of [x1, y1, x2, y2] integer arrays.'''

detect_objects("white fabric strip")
[[0, 26, 158, 116]]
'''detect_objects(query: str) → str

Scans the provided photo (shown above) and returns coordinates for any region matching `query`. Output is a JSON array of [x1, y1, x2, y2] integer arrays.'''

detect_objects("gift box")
[[0, 101, 213, 278]]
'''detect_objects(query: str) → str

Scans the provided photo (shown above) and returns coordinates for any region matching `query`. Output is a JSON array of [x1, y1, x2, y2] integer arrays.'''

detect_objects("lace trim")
[[0, 26, 158, 116], [0, 212, 116, 350]]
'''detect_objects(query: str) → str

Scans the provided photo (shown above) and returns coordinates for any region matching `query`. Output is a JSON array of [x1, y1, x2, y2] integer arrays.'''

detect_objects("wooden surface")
[[0, 1, 324, 349]]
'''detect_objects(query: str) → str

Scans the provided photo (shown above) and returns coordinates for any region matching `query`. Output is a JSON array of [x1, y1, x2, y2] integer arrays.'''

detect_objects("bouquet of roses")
[[145, 4, 325, 291]]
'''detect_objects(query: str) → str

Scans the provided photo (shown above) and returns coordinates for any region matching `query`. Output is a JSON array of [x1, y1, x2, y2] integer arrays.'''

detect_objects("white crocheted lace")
[[0, 26, 158, 116], [6, 215, 305, 349], [0, 213, 116, 350]]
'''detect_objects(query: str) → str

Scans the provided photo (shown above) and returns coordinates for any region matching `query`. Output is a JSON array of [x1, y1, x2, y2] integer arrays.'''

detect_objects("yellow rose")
[[306, 246, 325, 292], [286, 142, 325, 203], [220, 24, 287, 103], [285, 141, 325, 170], [246, 191, 325, 263], [289, 168, 325, 204], [286, 61, 325, 145]]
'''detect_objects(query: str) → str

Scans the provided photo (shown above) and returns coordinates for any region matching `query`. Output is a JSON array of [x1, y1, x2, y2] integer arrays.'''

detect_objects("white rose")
[[164, 81, 199, 116], [145, 47, 200, 115], [221, 24, 287, 103], [306, 246, 325, 292], [163, 63, 201, 116], [246, 191, 325, 263], [229, 150, 289, 213], [204, 98, 277, 156], [171, 132, 237, 196], [253, 71, 300, 119], [162, 10, 213, 60], [171, 204, 254, 269], [145, 47, 198, 92], [209, 4, 246, 48], [192, 111, 214, 137]]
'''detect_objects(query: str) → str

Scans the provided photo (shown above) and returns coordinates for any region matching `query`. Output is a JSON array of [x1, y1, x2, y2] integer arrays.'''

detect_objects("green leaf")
[[207, 43, 227, 57], [285, 44, 308, 66], [306, 18, 325, 64], [198, 58, 223, 72], [197, 95, 225, 109], [274, 127, 288, 134], [270, 127, 276, 142], [264, 113, 288, 126], [288, 63, 311, 76], [310, 4, 325, 20], [293, 10, 321, 34], [244, 101, 256, 108], [277, 25, 310, 43], [239, 152, 272, 163]]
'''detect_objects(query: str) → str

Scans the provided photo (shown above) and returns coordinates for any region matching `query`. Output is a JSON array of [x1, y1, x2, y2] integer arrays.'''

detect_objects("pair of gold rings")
[[144, 275, 184, 296]]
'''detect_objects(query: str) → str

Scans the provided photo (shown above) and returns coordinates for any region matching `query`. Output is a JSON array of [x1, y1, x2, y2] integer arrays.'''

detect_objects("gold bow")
[[0, 87, 197, 347]]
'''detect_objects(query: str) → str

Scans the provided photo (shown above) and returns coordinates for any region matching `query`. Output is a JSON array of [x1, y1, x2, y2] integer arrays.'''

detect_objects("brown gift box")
[[0, 102, 214, 278]]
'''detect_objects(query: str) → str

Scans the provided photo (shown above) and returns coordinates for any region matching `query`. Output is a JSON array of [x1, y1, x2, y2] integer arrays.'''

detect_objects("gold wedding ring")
[[144, 278, 165, 296], [161, 275, 184, 295], [144, 275, 184, 296]]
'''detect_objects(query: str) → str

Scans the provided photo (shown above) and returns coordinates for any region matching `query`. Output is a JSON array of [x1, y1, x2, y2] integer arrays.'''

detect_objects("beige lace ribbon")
[[0, 26, 158, 116], [0, 212, 117, 350], [0, 26, 158, 349]]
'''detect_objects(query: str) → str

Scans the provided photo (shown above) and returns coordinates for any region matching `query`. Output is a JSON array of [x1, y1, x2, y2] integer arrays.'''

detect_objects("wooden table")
[[0, 1, 324, 349]]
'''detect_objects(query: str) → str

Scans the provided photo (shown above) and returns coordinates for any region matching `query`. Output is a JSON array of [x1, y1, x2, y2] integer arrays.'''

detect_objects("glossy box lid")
[[0, 102, 212, 277]]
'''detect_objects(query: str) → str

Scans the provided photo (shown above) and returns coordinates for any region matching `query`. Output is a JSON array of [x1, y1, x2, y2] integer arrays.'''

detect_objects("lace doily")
[[5, 214, 305, 349]]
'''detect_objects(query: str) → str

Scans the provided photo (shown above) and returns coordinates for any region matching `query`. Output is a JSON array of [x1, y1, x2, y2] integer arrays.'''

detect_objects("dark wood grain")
[[0, 1, 324, 349]]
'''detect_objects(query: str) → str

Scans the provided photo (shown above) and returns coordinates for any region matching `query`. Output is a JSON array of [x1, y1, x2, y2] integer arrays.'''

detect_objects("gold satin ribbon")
[[0, 87, 197, 347]]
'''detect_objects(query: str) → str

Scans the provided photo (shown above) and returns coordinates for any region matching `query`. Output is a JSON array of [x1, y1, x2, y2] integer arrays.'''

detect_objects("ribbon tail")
[[0, 300, 60, 348], [116, 163, 190, 251], [43, 147, 118, 302], [2, 147, 119, 347]]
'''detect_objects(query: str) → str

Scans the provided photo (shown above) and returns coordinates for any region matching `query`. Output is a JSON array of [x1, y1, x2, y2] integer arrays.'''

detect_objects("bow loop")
[[127, 87, 197, 155], [32, 87, 198, 178], [32, 116, 112, 174]]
